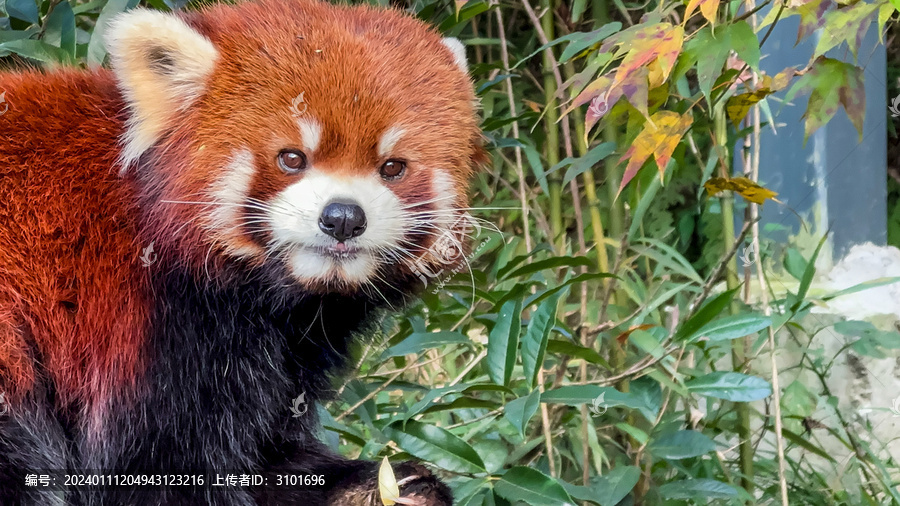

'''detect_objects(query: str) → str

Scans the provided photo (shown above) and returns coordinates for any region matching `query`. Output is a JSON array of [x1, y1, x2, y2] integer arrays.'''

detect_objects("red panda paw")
[[391, 462, 453, 506], [325, 461, 452, 506]]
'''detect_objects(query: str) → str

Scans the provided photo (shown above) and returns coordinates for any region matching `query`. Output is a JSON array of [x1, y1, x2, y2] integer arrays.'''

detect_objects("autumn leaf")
[[570, 24, 683, 134], [704, 177, 779, 205], [571, 67, 650, 134], [815, 0, 880, 59], [725, 67, 797, 127], [784, 56, 865, 141], [684, 0, 720, 25], [617, 111, 692, 197], [600, 23, 684, 91], [616, 324, 656, 345], [796, 0, 835, 44]]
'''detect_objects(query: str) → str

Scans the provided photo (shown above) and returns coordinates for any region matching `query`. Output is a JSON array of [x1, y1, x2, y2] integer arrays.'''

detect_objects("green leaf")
[[502, 256, 594, 280], [43, 1, 76, 60], [615, 422, 649, 445], [513, 30, 599, 69], [438, 0, 489, 31], [821, 277, 900, 302], [672, 288, 739, 342], [558, 23, 621, 63], [493, 467, 576, 506], [5, 0, 39, 23], [87, 0, 140, 68], [649, 430, 717, 460], [685, 21, 760, 103], [521, 292, 561, 388], [476, 73, 514, 95], [780, 428, 836, 462], [382, 331, 469, 358], [783, 248, 808, 281], [562, 142, 616, 186], [385, 420, 486, 474], [503, 389, 540, 436], [401, 384, 472, 422], [814, 1, 879, 59], [0, 27, 40, 45], [0, 39, 70, 65], [546, 339, 609, 367], [728, 20, 761, 73], [687, 372, 772, 401], [525, 272, 616, 307], [784, 57, 865, 141], [690, 313, 772, 342], [591, 466, 641, 506], [540, 385, 610, 405], [685, 26, 730, 103], [486, 297, 523, 386], [541, 385, 657, 420], [634, 238, 703, 284], [795, 234, 828, 306], [659, 479, 739, 499]]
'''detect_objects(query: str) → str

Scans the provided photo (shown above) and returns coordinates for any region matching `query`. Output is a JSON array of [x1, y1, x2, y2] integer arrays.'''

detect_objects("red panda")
[[0, 0, 482, 504]]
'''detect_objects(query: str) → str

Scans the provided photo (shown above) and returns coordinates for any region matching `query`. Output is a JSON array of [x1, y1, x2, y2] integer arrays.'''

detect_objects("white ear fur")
[[441, 37, 468, 74], [105, 9, 219, 171]]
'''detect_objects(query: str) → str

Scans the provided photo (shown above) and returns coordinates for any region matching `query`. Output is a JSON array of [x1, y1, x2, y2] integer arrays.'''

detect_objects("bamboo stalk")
[[541, 0, 564, 254], [742, 0, 788, 497], [494, 3, 532, 253], [715, 106, 754, 499]]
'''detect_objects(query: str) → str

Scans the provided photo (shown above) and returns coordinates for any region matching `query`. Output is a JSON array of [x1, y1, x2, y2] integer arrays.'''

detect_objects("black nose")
[[318, 202, 367, 241]]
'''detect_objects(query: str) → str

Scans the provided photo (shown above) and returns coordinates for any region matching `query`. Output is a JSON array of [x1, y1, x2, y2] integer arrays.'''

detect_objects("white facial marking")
[[432, 170, 457, 212], [297, 118, 322, 153], [268, 169, 407, 285], [378, 126, 406, 158], [206, 149, 263, 258]]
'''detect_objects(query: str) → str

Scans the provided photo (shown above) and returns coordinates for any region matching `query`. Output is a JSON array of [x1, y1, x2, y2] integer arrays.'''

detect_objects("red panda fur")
[[0, 0, 482, 504]]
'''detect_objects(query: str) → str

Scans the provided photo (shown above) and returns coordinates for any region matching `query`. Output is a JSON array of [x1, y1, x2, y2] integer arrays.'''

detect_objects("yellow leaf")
[[703, 176, 779, 205], [379, 457, 400, 506], [647, 58, 666, 89], [725, 91, 768, 127], [725, 67, 796, 127], [611, 24, 683, 90], [685, 0, 720, 25], [617, 111, 692, 197]]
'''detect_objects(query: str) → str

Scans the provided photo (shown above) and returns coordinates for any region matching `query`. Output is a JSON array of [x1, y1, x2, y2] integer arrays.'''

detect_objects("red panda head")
[[106, 0, 483, 295]]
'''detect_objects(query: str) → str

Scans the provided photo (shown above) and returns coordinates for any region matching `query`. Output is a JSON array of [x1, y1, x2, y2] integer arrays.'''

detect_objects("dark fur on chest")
[[98, 265, 380, 501], [1, 259, 413, 505]]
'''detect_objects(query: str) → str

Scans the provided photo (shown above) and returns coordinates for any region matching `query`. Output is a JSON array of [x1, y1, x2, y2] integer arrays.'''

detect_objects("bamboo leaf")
[[494, 467, 576, 506], [486, 297, 523, 386], [521, 292, 561, 387], [687, 372, 772, 401], [385, 420, 486, 474]]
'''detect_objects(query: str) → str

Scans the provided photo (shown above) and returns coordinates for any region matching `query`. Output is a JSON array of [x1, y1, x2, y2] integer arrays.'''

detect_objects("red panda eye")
[[379, 160, 406, 180], [277, 150, 307, 173]]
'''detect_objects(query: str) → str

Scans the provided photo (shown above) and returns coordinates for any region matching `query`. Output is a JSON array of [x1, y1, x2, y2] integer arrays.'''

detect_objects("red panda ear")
[[105, 9, 219, 170], [441, 37, 469, 74]]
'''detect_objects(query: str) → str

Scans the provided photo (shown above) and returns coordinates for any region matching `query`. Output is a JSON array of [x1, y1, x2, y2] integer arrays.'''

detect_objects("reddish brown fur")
[[0, 0, 482, 431], [0, 71, 149, 428]]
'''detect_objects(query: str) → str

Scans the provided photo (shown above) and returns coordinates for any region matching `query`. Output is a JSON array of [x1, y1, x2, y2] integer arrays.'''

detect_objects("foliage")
[[3, 0, 900, 504]]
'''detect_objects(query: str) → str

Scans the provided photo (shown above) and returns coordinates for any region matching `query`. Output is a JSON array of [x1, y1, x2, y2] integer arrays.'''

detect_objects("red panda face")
[[106, 0, 482, 294]]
